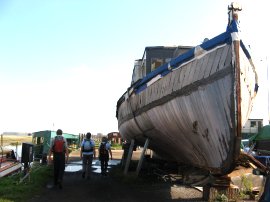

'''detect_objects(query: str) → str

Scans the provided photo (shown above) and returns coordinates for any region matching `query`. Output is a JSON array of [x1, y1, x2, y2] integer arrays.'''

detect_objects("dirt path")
[[29, 171, 202, 202], [29, 150, 204, 202]]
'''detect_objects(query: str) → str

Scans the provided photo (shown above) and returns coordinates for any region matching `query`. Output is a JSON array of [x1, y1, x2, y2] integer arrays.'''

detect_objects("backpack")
[[53, 136, 65, 153], [99, 142, 108, 157], [82, 139, 93, 152]]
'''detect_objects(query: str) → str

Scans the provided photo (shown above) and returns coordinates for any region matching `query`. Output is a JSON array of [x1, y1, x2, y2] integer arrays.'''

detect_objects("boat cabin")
[[131, 46, 192, 84]]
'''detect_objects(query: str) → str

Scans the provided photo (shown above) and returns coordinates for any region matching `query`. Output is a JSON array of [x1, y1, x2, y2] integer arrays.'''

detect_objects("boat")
[[0, 147, 22, 177], [116, 3, 259, 175]]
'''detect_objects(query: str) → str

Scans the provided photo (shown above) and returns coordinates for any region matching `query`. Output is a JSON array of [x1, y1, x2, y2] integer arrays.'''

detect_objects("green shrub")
[[111, 143, 122, 150]]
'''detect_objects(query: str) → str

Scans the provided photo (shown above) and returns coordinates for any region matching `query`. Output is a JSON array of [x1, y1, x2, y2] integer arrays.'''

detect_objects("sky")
[[0, 0, 269, 135]]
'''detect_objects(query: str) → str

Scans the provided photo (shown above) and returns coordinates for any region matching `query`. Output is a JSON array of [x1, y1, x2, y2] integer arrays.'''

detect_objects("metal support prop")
[[136, 138, 150, 176], [124, 139, 135, 175]]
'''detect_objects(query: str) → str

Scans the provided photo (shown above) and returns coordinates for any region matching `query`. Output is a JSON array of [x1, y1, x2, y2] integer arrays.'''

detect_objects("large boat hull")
[[117, 14, 258, 175]]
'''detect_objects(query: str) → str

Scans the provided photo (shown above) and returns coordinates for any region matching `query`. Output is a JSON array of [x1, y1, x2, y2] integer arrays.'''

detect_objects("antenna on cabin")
[[228, 2, 242, 11], [228, 2, 242, 24]]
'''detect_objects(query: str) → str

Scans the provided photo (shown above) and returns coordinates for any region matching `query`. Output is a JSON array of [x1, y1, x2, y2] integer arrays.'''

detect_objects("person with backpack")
[[48, 129, 69, 189], [98, 136, 112, 176], [80, 132, 96, 179]]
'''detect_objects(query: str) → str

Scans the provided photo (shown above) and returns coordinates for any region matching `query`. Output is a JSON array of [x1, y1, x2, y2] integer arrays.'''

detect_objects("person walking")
[[80, 132, 96, 179], [98, 136, 112, 176], [48, 129, 69, 189]]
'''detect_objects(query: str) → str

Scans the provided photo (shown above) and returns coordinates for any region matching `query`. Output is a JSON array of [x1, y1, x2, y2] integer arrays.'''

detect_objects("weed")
[[239, 174, 253, 199], [0, 163, 52, 202], [215, 193, 229, 202]]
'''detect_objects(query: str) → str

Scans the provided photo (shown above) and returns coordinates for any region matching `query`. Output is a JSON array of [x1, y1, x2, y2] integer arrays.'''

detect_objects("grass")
[[1, 135, 32, 147], [111, 143, 122, 150], [93, 142, 123, 150], [0, 163, 53, 202], [1, 135, 50, 201]]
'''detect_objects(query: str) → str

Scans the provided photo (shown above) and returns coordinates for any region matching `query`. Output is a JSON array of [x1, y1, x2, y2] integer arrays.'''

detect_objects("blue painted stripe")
[[133, 19, 253, 95], [226, 19, 239, 33], [240, 40, 251, 59], [200, 32, 230, 51], [170, 48, 195, 68], [135, 83, 147, 94]]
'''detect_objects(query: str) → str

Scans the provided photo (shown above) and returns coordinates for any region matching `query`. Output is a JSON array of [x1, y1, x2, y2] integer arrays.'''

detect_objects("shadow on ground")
[[29, 162, 204, 202]]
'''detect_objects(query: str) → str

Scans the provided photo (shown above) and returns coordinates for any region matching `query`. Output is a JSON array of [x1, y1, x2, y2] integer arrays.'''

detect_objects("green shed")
[[32, 130, 79, 159], [253, 125, 270, 141], [252, 125, 270, 155]]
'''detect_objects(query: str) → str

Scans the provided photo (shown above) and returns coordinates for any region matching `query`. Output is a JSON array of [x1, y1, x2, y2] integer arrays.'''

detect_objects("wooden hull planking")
[[117, 43, 257, 174]]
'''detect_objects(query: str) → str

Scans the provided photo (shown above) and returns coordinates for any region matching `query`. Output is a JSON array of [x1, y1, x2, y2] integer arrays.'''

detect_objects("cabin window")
[[151, 58, 163, 71], [33, 137, 44, 144], [150, 58, 172, 72], [131, 59, 145, 84], [250, 121, 256, 127]]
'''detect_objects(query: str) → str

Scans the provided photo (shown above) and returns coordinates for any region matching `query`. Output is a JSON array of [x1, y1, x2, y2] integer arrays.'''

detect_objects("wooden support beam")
[[136, 138, 150, 176], [203, 176, 239, 201], [124, 139, 134, 175], [205, 185, 239, 201]]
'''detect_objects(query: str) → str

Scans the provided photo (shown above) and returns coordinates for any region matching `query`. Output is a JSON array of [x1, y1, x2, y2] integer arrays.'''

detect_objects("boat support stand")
[[123, 138, 150, 176], [124, 139, 135, 175], [136, 138, 150, 176]]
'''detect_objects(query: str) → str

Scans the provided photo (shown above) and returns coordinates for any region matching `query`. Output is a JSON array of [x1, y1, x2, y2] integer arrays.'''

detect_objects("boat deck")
[[0, 160, 22, 177]]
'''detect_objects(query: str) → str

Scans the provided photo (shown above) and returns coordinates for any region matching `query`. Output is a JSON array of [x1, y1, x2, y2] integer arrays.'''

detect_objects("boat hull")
[[117, 42, 257, 175]]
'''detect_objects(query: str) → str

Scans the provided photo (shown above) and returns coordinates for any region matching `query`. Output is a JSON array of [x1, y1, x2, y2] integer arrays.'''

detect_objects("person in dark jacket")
[[48, 129, 69, 189], [98, 136, 112, 176]]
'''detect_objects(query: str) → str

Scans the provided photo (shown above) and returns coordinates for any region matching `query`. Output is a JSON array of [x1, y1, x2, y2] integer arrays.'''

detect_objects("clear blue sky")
[[0, 0, 269, 135]]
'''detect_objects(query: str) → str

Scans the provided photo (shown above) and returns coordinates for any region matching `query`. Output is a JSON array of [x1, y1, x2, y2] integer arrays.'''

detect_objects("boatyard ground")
[[0, 137, 263, 201], [29, 150, 261, 202], [1, 144, 203, 202], [29, 150, 204, 202]]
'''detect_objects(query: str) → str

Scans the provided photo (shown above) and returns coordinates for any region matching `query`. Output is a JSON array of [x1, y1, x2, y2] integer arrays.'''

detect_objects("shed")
[[252, 125, 270, 155], [253, 125, 270, 141], [32, 130, 79, 159]]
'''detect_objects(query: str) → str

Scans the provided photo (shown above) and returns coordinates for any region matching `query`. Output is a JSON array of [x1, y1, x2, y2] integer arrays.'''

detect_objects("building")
[[242, 119, 263, 139], [107, 132, 121, 144]]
